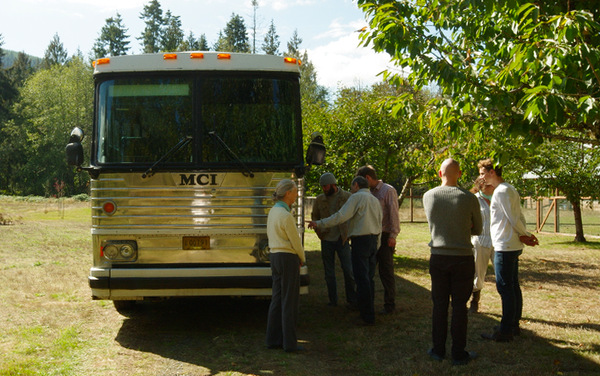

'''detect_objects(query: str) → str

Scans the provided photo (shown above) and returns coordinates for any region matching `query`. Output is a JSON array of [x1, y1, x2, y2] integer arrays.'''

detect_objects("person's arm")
[[316, 195, 357, 229], [386, 188, 400, 245], [284, 213, 306, 264]]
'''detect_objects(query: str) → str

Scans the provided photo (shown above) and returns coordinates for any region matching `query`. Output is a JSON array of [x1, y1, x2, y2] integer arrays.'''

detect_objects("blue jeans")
[[350, 235, 378, 324], [321, 239, 356, 305], [494, 250, 523, 334]]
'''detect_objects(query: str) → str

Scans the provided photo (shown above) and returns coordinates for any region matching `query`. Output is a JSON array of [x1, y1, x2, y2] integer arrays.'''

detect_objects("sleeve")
[[317, 195, 357, 229], [505, 188, 530, 236], [284, 213, 306, 263], [387, 187, 400, 238]]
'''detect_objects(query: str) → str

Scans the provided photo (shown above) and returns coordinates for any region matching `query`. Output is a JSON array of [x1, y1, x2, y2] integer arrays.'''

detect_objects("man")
[[423, 158, 482, 365], [469, 179, 496, 313], [311, 172, 357, 307], [478, 159, 538, 342], [357, 165, 400, 314], [308, 176, 383, 325]]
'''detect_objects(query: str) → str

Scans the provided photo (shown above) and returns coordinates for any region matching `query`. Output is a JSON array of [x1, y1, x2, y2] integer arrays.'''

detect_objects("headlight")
[[101, 240, 137, 262]]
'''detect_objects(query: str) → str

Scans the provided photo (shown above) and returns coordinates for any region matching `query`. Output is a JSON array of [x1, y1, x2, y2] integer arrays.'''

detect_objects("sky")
[[1, 0, 394, 91]]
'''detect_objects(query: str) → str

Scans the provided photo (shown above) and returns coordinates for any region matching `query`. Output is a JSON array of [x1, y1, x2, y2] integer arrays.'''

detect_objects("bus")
[[66, 52, 325, 314]]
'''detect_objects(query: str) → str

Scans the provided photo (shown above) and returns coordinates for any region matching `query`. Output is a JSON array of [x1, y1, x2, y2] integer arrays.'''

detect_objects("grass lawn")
[[0, 197, 599, 375]]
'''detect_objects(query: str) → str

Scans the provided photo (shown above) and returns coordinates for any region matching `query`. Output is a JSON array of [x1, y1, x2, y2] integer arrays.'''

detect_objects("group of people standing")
[[264, 158, 537, 362], [423, 158, 538, 365]]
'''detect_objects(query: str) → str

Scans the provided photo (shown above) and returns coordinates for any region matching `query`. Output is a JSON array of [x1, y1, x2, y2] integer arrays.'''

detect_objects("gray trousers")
[[266, 252, 300, 351]]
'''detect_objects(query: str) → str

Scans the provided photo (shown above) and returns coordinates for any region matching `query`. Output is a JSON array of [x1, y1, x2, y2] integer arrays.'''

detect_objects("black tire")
[[113, 300, 140, 316]]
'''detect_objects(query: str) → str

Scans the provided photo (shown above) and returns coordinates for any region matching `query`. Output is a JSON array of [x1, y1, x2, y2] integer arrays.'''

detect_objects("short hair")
[[272, 179, 297, 202], [351, 176, 369, 189], [356, 165, 377, 180], [478, 158, 502, 177]]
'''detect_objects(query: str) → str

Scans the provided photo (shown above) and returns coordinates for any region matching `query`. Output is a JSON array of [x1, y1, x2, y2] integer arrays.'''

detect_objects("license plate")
[[182, 236, 210, 250]]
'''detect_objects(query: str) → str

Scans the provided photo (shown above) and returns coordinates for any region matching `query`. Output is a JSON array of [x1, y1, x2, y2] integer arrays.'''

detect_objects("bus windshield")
[[95, 74, 301, 167]]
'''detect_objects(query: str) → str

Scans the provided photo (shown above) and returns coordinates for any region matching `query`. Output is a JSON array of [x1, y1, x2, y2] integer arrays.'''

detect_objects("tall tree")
[[5, 57, 93, 196], [358, 1, 600, 147], [161, 10, 184, 51], [285, 30, 328, 103], [251, 0, 259, 53], [8, 52, 35, 87], [139, 0, 164, 53], [93, 12, 130, 58], [42, 33, 68, 68], [262, 19, 280, 55], [222, 13, 250, 53]]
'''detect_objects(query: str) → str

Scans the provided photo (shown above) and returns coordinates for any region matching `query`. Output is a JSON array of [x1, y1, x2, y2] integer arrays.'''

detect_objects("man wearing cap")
[[311, 172, 357, 307]]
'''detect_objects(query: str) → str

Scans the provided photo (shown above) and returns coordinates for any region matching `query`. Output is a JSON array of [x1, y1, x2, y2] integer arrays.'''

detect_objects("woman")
[[265, 179, 306, 352], [469, 178, 495, 313]]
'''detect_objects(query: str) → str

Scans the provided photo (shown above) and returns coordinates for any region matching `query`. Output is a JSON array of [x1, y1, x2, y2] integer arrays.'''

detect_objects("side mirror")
[[306, 131, 326, 166], [66, 127, 84, 166]]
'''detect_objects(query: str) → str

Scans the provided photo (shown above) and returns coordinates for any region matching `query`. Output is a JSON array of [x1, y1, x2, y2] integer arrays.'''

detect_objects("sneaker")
[[427, 348, 444, 362], [452, 351, 477, 366], [481, 329, 513, 342]]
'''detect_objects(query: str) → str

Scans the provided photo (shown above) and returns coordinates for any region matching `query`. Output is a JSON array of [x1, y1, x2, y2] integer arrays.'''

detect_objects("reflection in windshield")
[[96, 75, 300, 166]]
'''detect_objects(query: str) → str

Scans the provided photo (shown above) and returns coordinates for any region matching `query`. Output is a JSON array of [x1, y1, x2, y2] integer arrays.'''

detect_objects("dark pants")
[[494, 250, 523, 334], [321, 239, 356, 305], [377, 232, 396, 311], [266, 252, 300, 351], [351, 234, 379, 324], [429, 254, 474, 361]]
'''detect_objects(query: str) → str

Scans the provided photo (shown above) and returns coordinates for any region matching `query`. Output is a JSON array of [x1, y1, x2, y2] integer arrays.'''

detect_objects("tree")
[[358, 1, 600, 147], [4, 57, 93, 196], [262, 19, 280, 55], [8, 51, 35, 87], [139, 0, 164, 53], [303, 83, 442, 199], [180, 32, 209, 51], [284, 30, 328, 104], [358, 0, 600, 242], [161, 10, 184, 51], [221, 13, 250, 53], [251, 0, 259, 54], [93, 12, 130, 58], [42, 33, 68, 68]]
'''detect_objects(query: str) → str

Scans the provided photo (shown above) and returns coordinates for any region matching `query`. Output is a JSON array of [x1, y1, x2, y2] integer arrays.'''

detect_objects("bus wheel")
[[113, 300, 139, 316]]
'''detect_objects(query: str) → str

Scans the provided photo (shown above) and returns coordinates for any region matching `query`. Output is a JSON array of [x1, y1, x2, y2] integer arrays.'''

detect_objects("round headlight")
[[104, 244, 119, 259], [120, 244, 135, 258]]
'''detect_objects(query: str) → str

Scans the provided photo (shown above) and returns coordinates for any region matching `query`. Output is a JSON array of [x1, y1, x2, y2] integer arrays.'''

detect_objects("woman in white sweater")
[[265, 179, 306, 352]]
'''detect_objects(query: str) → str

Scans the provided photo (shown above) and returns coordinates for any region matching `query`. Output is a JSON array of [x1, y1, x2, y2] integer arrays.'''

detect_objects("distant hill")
[[2, 49, 42, 69]]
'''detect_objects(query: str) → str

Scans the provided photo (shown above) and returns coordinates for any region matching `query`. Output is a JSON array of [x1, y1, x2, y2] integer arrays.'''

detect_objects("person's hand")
[[519, 234, 539, 246], [388, 237, 396, 248], [307, 221, 317, 230]]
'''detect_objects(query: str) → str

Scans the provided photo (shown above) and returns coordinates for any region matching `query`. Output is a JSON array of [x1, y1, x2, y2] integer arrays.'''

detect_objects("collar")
[[274, 200, 291, 212]]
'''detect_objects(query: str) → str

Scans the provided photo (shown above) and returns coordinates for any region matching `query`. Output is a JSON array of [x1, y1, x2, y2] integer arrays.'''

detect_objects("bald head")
[[439, 158, 461, 186]]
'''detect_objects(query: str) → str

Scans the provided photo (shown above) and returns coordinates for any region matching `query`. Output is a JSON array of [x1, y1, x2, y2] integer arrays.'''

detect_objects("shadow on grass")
[[115, 249, 600, 375]]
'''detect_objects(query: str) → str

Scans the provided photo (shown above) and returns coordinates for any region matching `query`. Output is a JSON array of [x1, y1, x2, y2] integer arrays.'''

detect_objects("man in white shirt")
[[478, 159, 538, 342], [308, 176, 383, 325]]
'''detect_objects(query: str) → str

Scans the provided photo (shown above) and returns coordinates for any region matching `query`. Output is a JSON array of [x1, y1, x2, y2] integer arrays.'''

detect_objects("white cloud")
[[308, 28, 391, 90], [266, 0, 318, 11]]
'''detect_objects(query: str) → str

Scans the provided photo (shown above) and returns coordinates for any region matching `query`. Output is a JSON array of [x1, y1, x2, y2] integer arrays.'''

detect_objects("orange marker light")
[[284, 57, 297, 64], [96, 58, 110, 65], [163, 53, 178, 60], [190, 53, 204, 59], [217, 53, 231, 60]]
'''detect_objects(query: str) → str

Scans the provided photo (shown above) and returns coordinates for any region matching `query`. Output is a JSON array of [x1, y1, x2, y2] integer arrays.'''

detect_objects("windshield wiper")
[[142, 136, 193, 179], [208, 131, 254, 178]]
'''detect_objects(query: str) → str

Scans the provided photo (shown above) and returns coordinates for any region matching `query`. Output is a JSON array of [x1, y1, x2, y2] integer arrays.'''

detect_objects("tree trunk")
[[398, 176, 414, 209], [571, 199, 587, 243]]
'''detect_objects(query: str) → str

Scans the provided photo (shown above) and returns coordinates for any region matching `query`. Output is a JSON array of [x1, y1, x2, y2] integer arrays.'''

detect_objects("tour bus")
[[66, 52, 325, 314]]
